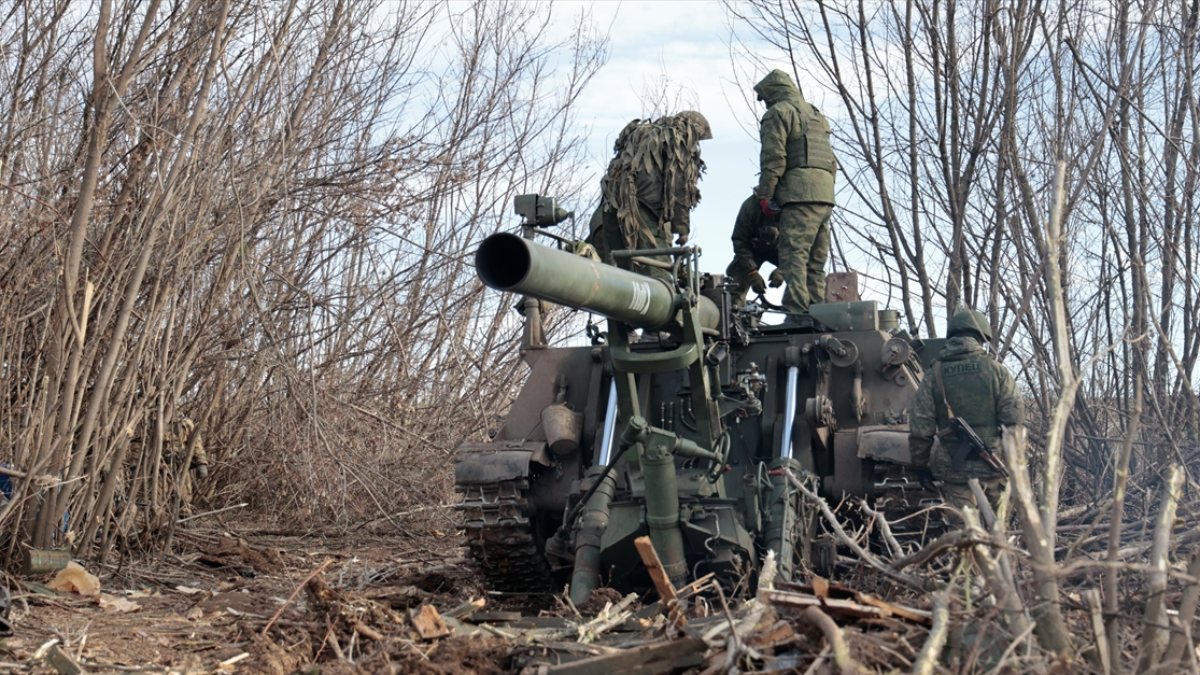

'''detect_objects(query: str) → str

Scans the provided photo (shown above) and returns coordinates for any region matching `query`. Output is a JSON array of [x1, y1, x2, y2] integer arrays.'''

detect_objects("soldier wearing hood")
[[587, 111, 711, 283], [752, 69, 837, 315], [909, 309, 1024, 519]]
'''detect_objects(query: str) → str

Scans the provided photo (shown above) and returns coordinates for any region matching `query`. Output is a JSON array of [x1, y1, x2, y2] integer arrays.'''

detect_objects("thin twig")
[[176, 502, 248, 524], [262, 558, 333, 636], [785, 469, 936, 592]]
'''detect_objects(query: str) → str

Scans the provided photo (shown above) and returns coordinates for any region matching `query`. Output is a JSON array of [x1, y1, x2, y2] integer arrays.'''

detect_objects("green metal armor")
[[460, 192, 941, 605]]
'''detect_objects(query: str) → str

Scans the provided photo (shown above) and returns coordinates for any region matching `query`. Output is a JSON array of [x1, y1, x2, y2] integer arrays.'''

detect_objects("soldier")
[[120, 414, 209, 535], [588, 111, 711, 283], [166, 417, 208, 481], [752, 69, 837, 315], [909, 309, 1024, 520], [725, 194, 785, 305]]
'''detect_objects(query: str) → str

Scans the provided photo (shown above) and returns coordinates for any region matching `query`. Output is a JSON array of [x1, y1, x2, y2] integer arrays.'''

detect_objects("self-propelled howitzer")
[[456, 196, 943, 604]]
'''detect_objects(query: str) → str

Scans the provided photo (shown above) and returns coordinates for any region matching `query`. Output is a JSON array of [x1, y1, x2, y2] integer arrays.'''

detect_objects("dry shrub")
[[0, 0, 604, 558]]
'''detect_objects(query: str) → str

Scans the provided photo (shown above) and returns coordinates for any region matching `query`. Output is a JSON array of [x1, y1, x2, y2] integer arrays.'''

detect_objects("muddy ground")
[[4, 528, 513, 674], [2, 524, 939, 674]]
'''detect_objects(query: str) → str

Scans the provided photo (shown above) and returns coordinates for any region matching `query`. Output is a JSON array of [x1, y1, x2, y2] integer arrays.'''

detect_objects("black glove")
[[768, 269, 784, 288], [913, 467, 937, 492], [749, 271, 767, 294]]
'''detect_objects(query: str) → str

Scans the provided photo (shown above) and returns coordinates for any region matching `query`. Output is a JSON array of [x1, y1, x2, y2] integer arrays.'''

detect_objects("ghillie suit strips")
[[600, 114, 707, 250]]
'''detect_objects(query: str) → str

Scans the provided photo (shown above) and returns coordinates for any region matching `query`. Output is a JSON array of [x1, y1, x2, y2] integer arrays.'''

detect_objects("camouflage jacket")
[[754, 69, 836, 206], [600, 115, 706, 249], [908, 337, 1023, 481], [727, 195, 781, 278], [130, 422, 208, 468], [164, 419, 208, 467]]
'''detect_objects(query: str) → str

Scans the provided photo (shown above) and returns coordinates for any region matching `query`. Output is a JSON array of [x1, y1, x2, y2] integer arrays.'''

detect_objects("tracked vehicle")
[[455, 195, 944, 603]]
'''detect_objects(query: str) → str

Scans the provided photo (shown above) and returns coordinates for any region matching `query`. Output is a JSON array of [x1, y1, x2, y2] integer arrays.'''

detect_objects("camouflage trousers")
[[939, 477, 1006, 528], [599, 205, 676, 286], [778, 203, 832, 315]]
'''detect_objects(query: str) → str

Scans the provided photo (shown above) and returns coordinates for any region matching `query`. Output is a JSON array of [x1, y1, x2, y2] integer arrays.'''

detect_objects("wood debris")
[[410, 604, 451, 640], [244, 532, 943, 673], [763, 578, 932, 626], [542, 637, 706, 674], [633, 536, 686, 628]]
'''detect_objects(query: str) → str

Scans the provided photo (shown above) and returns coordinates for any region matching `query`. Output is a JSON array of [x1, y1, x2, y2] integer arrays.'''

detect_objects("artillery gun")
[[455, 195, 944, 604]]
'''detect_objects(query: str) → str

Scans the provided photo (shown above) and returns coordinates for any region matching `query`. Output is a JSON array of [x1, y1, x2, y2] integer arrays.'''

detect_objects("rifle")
[[934, 363, 1009, 477], [942, 417, 1008, 477]]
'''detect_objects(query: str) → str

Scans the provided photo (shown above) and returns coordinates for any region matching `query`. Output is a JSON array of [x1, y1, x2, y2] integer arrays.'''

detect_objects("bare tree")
[[0, 0, 605, 560]]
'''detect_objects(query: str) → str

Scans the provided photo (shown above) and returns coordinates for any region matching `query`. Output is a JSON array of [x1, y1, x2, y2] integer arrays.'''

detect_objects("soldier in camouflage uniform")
[[909, 310, 1024, 520], [118, 415, 209, 536], [753, 69, 837, 315], [167, 418, 208, 481], [587, 111, 711, 284], [725, 194, 784, 305]]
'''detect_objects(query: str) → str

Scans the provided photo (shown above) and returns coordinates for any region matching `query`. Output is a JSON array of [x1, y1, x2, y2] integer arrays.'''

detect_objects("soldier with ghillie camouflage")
[[117, 415, 209, 535], [909, 309, 1024, 519], [166, 417, 208, 481], [587, 111, 711, 284], [725, 194, 784, 305], [752, 69, 837, 316]]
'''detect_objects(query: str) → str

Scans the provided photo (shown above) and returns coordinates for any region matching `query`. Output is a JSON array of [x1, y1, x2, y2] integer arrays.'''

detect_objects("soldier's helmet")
[[676, 110, 712, 140], [948, 308, 994, 343]]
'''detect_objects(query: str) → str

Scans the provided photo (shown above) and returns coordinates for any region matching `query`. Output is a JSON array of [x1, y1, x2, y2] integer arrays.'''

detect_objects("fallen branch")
[[911, 589, 950, 675], [545, 638, 705, 674], [262, 558, 333, 635], [702, 553, 776, 649], [35, 641, 83, 675], [176, 502, 248, 524], [445, 598, 487, 620], [763, 587, 930, 625], [784, 470, 936, 592], [802, 646, 832, 675], [799, 606, 869, 675], [576, 593, 638, 643], [891, 529, 981, 571]]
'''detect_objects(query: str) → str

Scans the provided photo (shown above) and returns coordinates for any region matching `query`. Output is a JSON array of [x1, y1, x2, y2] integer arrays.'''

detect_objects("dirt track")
[[6, 531, 507, 673], [4, 529, 937, 673]]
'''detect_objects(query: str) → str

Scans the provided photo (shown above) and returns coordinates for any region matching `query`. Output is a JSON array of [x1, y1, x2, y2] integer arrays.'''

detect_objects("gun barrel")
[[476, 232, 717, 330]]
